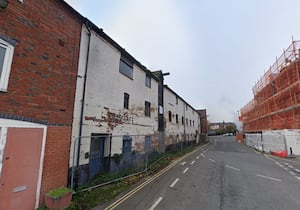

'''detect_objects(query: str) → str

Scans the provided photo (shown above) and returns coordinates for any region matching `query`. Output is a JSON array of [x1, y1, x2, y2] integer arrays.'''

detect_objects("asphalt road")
[[100, 136, 300, 210]]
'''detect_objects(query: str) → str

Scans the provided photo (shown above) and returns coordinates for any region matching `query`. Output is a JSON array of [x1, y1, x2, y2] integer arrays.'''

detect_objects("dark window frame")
[[145, 101, 151, 117], [168, 111, 172, 122], [124, 93, 129, 109]]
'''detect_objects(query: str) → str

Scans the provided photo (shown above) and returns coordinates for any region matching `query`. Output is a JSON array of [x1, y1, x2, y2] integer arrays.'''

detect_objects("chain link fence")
[[69, 133, 199, 190]]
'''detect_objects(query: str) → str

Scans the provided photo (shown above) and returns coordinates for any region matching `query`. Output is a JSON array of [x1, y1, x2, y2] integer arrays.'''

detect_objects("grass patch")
[[68, 183, 129, 210], [46, 187, 72, 198]]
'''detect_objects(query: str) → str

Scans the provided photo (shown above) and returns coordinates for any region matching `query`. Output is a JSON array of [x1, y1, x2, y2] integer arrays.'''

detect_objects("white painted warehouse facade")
[[70, 22, 202, 184], [164, 85, 200, 147]]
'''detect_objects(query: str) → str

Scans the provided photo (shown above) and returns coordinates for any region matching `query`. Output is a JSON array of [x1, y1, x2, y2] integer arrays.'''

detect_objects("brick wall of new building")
[[0, 0, 82, 206], [39, 126, 72, 205], [0, 0, 81, 125]]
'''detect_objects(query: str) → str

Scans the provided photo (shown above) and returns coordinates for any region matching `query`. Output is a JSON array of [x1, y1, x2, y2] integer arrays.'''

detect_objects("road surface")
[[100, 136, 300, 210]]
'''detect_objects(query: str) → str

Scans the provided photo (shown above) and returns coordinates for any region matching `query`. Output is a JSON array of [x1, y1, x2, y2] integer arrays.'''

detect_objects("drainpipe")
[[77, 20, 91, 168], [183, 103, 186, 142]]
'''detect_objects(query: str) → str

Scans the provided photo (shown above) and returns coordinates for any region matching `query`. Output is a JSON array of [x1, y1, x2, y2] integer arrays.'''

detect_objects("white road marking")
[[284, 167, 288, 170], [200, 153, 206, 158], [294, 169, 300, 173], [296, 176, 300, 181], [149, 197, 163, 210], [209, 158, 216, 163], [170, 178, 179, 188], [256, 174, 282, 182], [289, 171, 296, 176], [275, 162, 284, 167], [180, 162, 186, 166], [183, 167, 189, 174], [284, 162, 289, 165], [288, 165, 294, 169], [225, 165, 241, 171], [196, 156, 200, 159], [191, 160, 195, 165]]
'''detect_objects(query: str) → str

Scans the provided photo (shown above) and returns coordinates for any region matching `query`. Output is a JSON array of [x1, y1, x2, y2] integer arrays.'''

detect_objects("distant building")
[[208, 122, 236, 135]]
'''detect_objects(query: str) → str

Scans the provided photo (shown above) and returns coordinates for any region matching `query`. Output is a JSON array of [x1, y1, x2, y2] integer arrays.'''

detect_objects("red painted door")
[[0, 128, 43, 210]]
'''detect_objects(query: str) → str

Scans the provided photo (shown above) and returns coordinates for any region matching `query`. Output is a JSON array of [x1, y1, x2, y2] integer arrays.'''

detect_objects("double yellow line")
[[104, 144, 209, 210]]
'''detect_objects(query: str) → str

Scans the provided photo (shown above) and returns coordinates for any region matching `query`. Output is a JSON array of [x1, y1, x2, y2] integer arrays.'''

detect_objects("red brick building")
[[0, 0, 82, 208], [197, 109, 208, 142]]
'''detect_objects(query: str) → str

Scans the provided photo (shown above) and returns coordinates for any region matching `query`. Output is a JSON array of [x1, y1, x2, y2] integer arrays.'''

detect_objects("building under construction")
[[240, 41, 300, 156], [241, 41, 300, 131]]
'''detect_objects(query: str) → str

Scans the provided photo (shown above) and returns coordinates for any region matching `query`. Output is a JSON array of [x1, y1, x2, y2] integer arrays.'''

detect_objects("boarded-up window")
[[119, 58, 133, 79]]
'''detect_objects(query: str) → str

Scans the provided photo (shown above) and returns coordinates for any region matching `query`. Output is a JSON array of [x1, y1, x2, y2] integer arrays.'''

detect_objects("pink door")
[[0, 128, 43, 210]]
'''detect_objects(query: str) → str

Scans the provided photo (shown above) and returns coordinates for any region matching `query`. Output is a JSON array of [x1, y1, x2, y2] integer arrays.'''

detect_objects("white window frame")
[[0, 39, 14, 92]]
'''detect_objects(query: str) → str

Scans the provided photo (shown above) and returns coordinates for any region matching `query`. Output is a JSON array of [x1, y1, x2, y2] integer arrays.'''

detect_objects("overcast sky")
[[65, 0, 300, 124]]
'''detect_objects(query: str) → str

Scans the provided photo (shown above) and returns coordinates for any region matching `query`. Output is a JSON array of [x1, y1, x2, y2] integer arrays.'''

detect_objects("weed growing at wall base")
[[65, 143, 204, 209]]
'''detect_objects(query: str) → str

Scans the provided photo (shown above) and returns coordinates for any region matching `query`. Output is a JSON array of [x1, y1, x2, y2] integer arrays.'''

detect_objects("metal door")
[[89, 134, 105, 179], [122, 136, 132, 154], [0, 127, 43, 210], [145, 136, 152, 153]]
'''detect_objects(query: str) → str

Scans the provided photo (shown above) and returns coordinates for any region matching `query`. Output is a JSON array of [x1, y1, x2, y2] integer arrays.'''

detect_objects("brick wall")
[[39, 126, 72, 205], [0, 0, 83, 207], [0, 0, 81, 125]]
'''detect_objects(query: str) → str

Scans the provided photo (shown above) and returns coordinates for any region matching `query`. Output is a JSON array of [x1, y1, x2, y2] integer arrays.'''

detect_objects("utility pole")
[[153, 70, 169, 153]]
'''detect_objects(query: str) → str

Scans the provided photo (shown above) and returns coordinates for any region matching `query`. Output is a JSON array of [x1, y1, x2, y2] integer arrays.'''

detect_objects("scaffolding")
[[241, 41, 300, 132]]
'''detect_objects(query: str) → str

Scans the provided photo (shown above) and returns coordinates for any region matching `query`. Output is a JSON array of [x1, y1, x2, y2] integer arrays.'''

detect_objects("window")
[[193, 120, 195, 127], [145, 101, 151, 117], [0, 39, 14, 92], [176, 96, 178, 105], [186, 118, 188, 126], [145, 74, 151, 88], [119, 57, 133, 79], [124, 93, 129, 109], [176, 114, 179, 124], [182, 116, 184, 125], [168, 111, 172, 122], [190, 120, 192, 126]]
